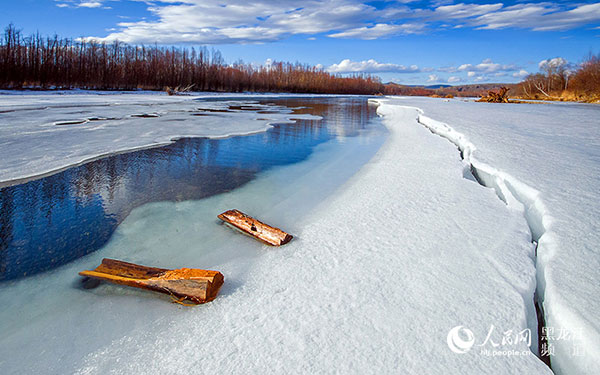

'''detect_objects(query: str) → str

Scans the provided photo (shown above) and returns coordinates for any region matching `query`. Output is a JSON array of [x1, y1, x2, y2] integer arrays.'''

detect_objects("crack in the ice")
[[413, 111, 554, 369]]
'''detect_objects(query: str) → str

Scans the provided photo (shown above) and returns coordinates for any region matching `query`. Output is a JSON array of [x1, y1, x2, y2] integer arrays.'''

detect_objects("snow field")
[[391, 96, 600, 375]]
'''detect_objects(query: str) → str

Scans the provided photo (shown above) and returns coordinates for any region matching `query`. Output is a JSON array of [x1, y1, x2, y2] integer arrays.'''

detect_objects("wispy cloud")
[[327, 59, 420, 73], [432, 3, 504, 20], [435, 58, 527, 83], [328, 23, 425, 39], [457, 58, 518, 74], [472, 3, 600, 31], [513, 69, 529, 78], [78, 1, 600, 44], [56, 0, 110, 9], [79, 1, 103, 8], [538, 57, 568, 69], [83, 1, 376, 44]]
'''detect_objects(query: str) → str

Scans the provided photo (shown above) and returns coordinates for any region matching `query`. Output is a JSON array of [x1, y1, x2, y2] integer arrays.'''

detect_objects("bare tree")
[[0, 24, 384, 95]]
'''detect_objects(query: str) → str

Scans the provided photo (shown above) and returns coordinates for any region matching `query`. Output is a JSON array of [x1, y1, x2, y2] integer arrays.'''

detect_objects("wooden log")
[[217, 209, 293, 246], [79, 258, 224, 304]]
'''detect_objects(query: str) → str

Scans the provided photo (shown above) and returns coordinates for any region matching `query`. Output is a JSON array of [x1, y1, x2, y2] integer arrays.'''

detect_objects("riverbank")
[[511, 94, 600, 104]]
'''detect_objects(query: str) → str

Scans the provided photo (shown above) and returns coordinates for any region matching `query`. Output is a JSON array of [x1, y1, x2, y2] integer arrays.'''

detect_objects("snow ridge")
[[414, 113, 554, 311], [415, 113, 552, 239]]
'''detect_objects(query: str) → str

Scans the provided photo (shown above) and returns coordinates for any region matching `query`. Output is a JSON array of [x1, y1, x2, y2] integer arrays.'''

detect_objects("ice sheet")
[[0, 92, 326, 186], [0, 97, 552, 373], [390, 96, 600, 374]]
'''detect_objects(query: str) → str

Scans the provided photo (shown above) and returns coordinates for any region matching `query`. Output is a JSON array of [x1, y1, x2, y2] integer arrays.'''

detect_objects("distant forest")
[[2, 24, 598, 101], [0, 24, 384, 94], [385, 54, 600, 102]]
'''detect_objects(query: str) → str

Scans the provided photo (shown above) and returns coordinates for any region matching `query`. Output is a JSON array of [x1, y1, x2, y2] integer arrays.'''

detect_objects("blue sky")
[[2, 1, 599, 85]]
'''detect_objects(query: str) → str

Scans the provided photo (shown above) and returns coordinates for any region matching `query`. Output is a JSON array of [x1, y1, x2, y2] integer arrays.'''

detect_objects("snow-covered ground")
[[0, 92, 323, 186], [0, 94, 557, 373], [388, 97, 600, 374]]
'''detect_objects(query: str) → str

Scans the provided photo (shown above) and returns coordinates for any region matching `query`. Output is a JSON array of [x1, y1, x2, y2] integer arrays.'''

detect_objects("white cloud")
[[472, 3, 600, 31], [80, 1, 600, 44], [328, 23, 425, 39], [437, 58, 534, 82], [427, 74, 439, 82], [327, 59, 420, 73], [447, 76, 461, 83], [78, 1, 103, 8], [440, 58, 524, 82], [86, 0, 381, 44], [55, 0, 109, 9], [538, 57, 577, 76], [457, 58, 517, 73], [538, 57, 568, 70], [433, 3, 504, 20], [438, 66, 457, 73], [434, 2, 600, 31], [513, 69, 529, 78]]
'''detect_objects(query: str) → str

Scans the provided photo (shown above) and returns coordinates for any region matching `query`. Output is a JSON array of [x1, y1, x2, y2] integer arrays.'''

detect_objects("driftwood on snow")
[[79, 258, 224, 304], [165, 84, 195, 96], [218, 209, 293, 246], [477, 86, 510, 103]]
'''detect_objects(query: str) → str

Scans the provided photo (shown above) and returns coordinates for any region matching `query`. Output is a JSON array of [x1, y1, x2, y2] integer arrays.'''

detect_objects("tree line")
[[0, 24, 384, 95], [516, 53, 600, 102]]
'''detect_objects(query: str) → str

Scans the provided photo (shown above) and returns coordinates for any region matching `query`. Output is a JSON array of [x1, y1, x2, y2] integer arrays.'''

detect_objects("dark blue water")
[[0, 97, 381, 281]]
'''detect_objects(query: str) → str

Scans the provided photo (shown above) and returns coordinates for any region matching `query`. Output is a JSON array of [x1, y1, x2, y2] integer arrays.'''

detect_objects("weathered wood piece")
[[477, 86, 510, 103], [218, 209, 293, 246], [79, 258, 224, 304]]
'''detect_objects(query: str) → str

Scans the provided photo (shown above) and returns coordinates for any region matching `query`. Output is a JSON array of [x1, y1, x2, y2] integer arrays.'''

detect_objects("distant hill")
[[384, 82, 518, 97], [386, 83, 453, 89], [423, 84, 453, 89]]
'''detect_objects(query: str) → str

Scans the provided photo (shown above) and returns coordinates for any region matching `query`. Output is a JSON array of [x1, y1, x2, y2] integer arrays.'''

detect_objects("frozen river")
[[0, 92, 597, 374], [0, 97, 385, 281], [0, 94, 388, 374]]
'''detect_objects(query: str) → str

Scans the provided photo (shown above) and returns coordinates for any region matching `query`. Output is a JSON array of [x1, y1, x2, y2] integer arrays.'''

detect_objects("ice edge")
[[0, 124, 276, 189]]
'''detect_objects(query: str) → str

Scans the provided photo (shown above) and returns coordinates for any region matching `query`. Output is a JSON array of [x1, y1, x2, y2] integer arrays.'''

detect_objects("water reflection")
[[0, 97, 379, 280]]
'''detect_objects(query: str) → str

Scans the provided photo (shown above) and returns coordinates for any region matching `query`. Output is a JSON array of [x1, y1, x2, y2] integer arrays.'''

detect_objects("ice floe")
[[0, 92, 324, 186]]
